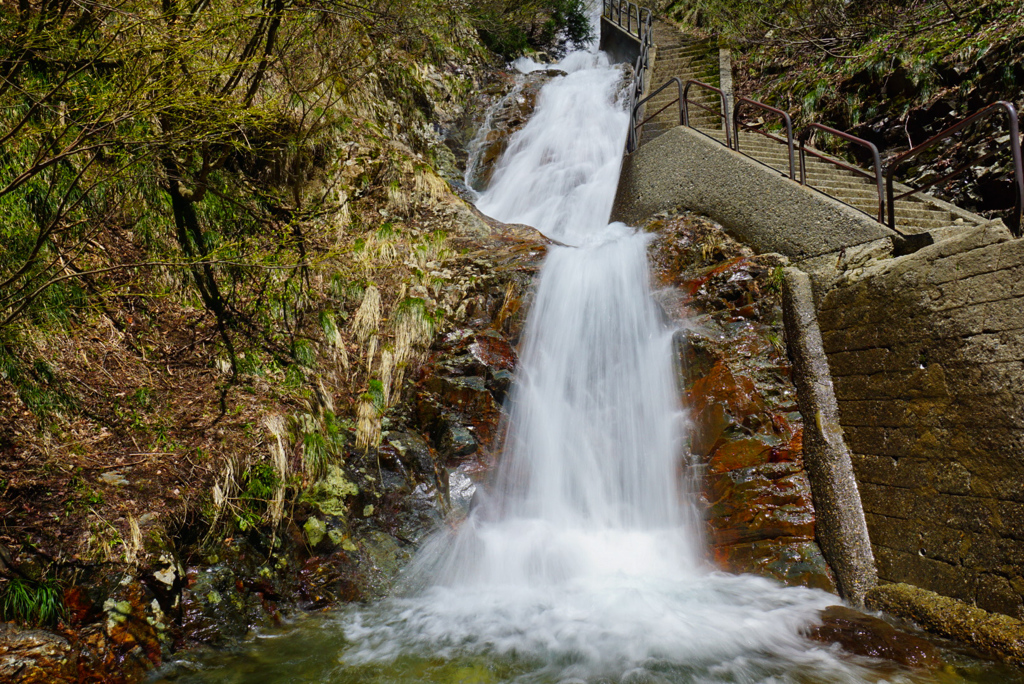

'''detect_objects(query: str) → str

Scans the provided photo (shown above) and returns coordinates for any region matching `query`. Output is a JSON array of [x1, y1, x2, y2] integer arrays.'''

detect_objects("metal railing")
[[733, 96, 795, 180], [630, 78, 683, 152], [885, 101, 1023, 237], [683, 79, 731, 149], [608, 0, 1021, 238], [602, 0, 652, 42], [800, 123, 885, 223], [604, 0, 654, 154]]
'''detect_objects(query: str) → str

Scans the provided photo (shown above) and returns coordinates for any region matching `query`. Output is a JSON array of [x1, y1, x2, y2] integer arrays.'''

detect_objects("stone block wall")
[[817, 223, 1024, 619]]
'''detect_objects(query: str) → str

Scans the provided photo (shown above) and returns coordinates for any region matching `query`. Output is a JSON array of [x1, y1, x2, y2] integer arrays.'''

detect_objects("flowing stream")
[[161, 11, 1022, 684]]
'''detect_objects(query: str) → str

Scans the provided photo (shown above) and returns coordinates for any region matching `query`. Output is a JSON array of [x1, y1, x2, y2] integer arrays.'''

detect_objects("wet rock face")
[[466, 70, 565, 191], [807, 605, 941, 669], [0, 624, 76, 683], [646, 211, 836, 593]]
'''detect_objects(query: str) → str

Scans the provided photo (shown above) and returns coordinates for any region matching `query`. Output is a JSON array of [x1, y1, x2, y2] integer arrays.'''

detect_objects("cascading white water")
[[473, 49, 630, 243]]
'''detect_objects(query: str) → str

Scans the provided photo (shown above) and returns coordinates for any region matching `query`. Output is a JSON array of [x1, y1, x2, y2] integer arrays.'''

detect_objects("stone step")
[[652, 65, 716, 76], [842, 200, 949, 223], [656, 54, 713, 64], [657, 46, 714, 55], [841, 195, 950, 218], [644, 97, 717, 111], [656, 54, 717, 63]]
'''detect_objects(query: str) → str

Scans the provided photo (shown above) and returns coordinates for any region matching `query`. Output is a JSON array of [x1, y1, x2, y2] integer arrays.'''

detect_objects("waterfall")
[[333, 17, 869, 684], [166, 10, 946, 684]]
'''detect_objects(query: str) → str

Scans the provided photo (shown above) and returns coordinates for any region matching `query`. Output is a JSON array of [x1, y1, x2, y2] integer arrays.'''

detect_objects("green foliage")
[[470, 0, 593, 60], [235, 461, 282, 530], [363, 379, 387, 412], [243, 462, 281, 504], [0, 346, 74, 420], [1, 578, 67, 627]]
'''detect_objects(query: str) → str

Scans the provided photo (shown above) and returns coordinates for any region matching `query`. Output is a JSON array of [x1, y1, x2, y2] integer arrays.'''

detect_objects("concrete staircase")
[[700, 129, 958, 234], [638, 21, 722, 147], [640, 21, 965, 235]]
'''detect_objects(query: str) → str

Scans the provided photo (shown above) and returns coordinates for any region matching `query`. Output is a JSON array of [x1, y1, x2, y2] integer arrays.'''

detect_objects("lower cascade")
[[163, 10, 989, 684]]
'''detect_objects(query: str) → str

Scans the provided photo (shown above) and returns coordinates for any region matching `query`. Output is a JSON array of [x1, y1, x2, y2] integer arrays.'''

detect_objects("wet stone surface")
[[646, 210, 837, 593], [806, 604, 942, 669]]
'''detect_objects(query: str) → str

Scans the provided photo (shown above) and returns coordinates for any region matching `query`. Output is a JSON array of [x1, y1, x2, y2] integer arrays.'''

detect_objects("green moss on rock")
[[301, 465, 359, 517]]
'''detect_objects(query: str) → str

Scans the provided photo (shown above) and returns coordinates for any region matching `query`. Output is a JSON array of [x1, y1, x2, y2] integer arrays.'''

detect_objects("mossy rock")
[[301, 465, 359, 518]]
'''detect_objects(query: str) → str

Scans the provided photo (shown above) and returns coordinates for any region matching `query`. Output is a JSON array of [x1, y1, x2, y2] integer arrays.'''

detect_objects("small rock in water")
[[806, 605, 941, 668]]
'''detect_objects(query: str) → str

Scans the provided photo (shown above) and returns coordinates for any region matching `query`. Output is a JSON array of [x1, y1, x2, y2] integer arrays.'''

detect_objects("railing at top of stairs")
[[630, 77, 1023, 239], [602, 0, 653, 153], [615, 1, 1023, 237], [602, 0, 652, 42], [885, 101, 1022, 237]]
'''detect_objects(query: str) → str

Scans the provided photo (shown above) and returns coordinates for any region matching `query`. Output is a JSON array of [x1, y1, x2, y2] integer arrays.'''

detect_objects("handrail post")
[[782, 113, 795, 181], [681, 81, 691, 128], [799, 141, 807, 186], [722, 88, 732, 149], [870, 144, 885, 224], [676, 78, 684, 127], [886, 165, 897, 230], [1006, 102, 1023, 237], [733, 100, 742, 153]]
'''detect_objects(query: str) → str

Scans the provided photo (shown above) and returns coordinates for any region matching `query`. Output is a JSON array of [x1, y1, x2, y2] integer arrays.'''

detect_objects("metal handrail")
[[800, 123, 885, 223], [681, 79, 731, 149], [605, 0, 653, 153], [630, 78, 684, 152], [885, 101, 1023, 237], [733, 96, 795, 180], [603, 0, 652, 42]]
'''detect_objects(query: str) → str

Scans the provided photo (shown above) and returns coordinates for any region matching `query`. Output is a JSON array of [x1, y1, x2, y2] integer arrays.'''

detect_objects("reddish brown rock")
[[807, 605, 941, 669], [714, 538, 837, 593], [0, 624, 77, 683], [706, 438, 773, 474], [647, 211, 834, 591]]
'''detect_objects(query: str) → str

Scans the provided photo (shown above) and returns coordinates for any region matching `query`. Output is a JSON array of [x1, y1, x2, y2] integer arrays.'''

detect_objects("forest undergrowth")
[[0, 0, 587, 637]]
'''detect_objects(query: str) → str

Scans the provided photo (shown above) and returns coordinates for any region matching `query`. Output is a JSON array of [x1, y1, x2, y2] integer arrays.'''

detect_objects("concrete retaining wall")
[[599, 17, 642, 67], [817, 222, 1024, 619], [611, 126, 893, 259]]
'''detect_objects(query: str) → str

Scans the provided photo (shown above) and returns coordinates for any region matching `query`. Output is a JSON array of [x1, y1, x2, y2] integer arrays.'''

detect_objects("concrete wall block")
[[925, 223, 1013, 261], [846, 427, 956, 463], [833, 365, 950, 402], [925, 338, 1024, 382], [826, 344, 925, 377], [968, 469, 1024, 503], [817, 301, 891, 332], [851, 453, 972, 496], [976, 573, 1024, 619], [874, 545, 978, 601], [932, 494, 999, 535], [995, 501, 1024, 542], [928, 298, 1024, 339], [936, 263, 1024, 310], [858, 481, 924, 519], [913, 245, 1015, 288], [838, 398, 954, 429], [864, 511, 921, 555]]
